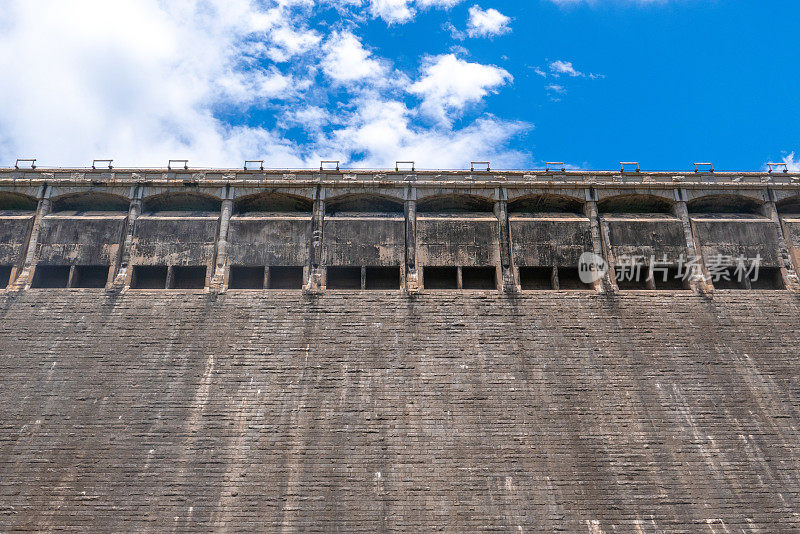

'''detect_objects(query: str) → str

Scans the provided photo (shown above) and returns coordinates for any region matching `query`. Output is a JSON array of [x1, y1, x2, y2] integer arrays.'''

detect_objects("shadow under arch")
[[598, 194, 673, 214], [325, 193, 404, 215], [235, 192, 312, 214], [0, 192, 38, 211], [417, 194, 494, 213], [143, 191, 222, 213], [687, 194, 762, 215], [508, 193, 584, 214], [51, 192, 129, 212], [777, 195, 800, 215]]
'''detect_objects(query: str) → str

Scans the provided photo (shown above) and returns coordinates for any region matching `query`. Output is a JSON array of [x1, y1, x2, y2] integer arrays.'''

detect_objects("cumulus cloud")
[[367, 0, 465, 24], [549, 60, 584, 77], [466, 5, 512, 38], [408, 54, 513, 124], [0, 0, 528, 169], [782, 152, 799, 172]]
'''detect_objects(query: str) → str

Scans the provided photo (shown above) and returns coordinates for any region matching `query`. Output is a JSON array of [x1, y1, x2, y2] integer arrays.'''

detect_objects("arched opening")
[[687, 195, 761, 215], [0, 192, 37, 211], [598, 194, 673, 214], [52, 192, 129, 212], [508, 194, 584, 214], [143, 192, 222, 213], [777, 196, 800, 215], [417, 194, 494, 213], [326, 194, 404, 215], [234, 192, 312, 214]]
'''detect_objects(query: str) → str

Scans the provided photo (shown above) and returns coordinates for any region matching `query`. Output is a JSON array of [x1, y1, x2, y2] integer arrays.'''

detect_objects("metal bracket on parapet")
[[15, 158, 36, 169], [471, 161, 490, 172], [244, 160, 264, 171], [620, 162, 640, 173], [320, 160, 340, 172], [395, 161, 415, 172], [92, 159, 113, 170], [168, 159, 189, 170], [694, 162, 714, 173], [767, 162, 789, 173], [546, 162, 565, 172]]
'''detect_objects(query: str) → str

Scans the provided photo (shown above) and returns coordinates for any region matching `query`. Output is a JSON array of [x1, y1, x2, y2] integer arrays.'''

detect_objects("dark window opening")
[[424, 266, 458, 289], [598, 194, 673, 214], [365, 267, 400, 289], [229, 266, 265, 289], [652, 267, 688, 290], [558, 267, 593, 290], [131, 265, 168, 289], [269, 266, 304, 289], [171, 266, 206, 289], [72, 265, 109, 288], [615, 265, 651, 290], [31, 265, 70, 288], [712, 267, 749, 290], [461, 267, 496, 290], [520, 266, 554, 290], [327, 266, 361, 290], [0, 265, 12, 289], [750, 267, 785, 290]]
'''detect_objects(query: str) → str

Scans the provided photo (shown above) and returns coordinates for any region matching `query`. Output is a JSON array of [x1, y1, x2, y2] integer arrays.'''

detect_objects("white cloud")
[[367, 0, 464, 24], [408, 54, 512, 124], [549, 60, 584, 77], [466, 5, 511, 38], [782, 152, 799, 172], [322, 31, 388, 84]]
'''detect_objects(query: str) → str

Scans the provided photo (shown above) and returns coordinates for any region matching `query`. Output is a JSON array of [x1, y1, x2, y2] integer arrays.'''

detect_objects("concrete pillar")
[[112, 185, 142, 288], [584, 188, 615, 292], [494, 187, 517, 292], [763, 189, 800, 291], [305, 185, 325, 292], [11, 184, 51, 290], [404, 185, 420, 292], [210, 186, 234, 291], [672, 189, 713, 292]]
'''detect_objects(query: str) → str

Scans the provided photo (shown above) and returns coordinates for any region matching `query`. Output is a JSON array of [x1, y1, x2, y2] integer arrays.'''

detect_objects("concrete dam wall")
[[1, 168, 800, 531]]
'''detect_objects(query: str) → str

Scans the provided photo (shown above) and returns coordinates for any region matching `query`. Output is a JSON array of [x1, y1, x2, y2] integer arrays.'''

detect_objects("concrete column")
[[305, 185, 325, 292], [112, 185, 142, 288], [672, 189, 712, 292], [584, 188, 615, 292], [494, 187, 517, 292], [404, 185, 420, 292], [210, 186, 234, 291], [11, 184, 51, 290], [763, 189, 800, 291]]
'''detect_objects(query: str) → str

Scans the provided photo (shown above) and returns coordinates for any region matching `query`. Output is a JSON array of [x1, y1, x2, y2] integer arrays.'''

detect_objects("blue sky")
[[0, 0, 798, 171]]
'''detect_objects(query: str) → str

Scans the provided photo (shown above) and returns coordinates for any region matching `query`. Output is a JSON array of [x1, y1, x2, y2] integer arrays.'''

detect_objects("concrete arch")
[[51, 192, 129, 212], [417, 193, 494, 213], [598, 194, 674, 214], [143, 191, 222, 212], [326, 193, 404, 215], [776, 195, 800, 214], [687, 194, 762, 214], [235, 192, 313, 214], [508, 193, 584, 214], [0, 191, 38, 211]]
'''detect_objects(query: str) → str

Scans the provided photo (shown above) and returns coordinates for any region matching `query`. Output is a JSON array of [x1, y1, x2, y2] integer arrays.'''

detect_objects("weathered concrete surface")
[[0, 291, 799, 532]]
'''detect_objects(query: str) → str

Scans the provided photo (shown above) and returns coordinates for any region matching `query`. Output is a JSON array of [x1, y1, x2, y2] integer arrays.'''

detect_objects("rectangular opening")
[[327, 266, 361, 290], [31, 265, 70, 288], [269, 266, 304, 289], [0, 265, 11, 289], [424, 266, 458, 289], [461, 266, 497, 290], [365, 266, 400, 290], [557, 267, 593, 290], [72, 265, 109, 288], [229, 265, 264, 289], [131, 265, 168, 289], [519, 266, 553, 290], [749, 266, 785, 290], [171, 266, 206, 289], [652, 266, 687, 290], [712, 267, 749, 290], [615, 265, 650, 290]]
